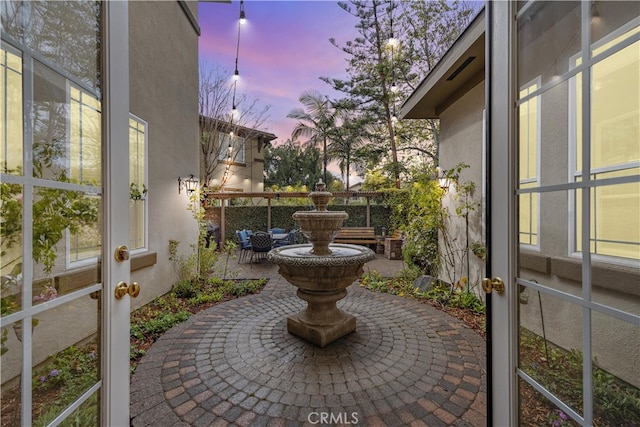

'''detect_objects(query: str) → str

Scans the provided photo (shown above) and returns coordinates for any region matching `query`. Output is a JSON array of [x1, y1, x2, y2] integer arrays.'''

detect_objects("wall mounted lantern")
[[178, 174, 198, 194]]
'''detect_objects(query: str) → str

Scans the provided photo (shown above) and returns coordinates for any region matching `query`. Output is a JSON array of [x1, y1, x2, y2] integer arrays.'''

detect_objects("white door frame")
[[101, 1, 131, 425], [486, 1, 518, 425]]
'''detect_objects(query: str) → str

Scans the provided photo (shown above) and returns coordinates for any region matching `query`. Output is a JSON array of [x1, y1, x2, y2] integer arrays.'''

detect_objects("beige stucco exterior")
[[438, 81, 486, 292], [401, 7, 639, 387], [129, 1, 201, 308]]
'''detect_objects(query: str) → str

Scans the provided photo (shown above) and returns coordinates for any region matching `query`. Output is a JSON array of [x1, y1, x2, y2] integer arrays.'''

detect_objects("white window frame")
[[567, 19, 640, 266], [129, 114, 148, 254]]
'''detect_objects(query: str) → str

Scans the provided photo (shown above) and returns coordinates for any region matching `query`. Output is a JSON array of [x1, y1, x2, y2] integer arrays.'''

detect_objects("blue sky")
[[199, 1, 360, 145]]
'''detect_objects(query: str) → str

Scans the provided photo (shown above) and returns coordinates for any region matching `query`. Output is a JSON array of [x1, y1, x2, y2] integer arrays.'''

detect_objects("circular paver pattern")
[[131, 287, 486, 426]]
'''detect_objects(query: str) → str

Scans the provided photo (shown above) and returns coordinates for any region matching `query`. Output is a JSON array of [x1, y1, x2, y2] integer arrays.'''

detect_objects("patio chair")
[[236, 230, 252, 263], [249, 232, 272, 264], [268, 227, 285, 234]]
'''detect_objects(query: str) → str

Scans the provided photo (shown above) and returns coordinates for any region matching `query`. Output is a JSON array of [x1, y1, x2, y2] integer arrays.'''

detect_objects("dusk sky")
[[198, 0, 360, 146]]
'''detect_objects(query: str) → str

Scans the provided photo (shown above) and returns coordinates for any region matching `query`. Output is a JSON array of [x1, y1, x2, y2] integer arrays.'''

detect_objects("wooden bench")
[[334, 227, 377, 246]]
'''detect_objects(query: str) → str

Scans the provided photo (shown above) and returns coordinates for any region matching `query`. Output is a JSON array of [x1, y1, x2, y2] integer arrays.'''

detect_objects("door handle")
[[114, 245, 130, 262], [114, 281, 141, 299], [482, 277, 505, 295]]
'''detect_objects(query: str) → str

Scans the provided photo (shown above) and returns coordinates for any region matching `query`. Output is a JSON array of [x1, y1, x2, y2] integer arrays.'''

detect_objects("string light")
[[230, 0, 244, 118], [223, 0, 246, 187]]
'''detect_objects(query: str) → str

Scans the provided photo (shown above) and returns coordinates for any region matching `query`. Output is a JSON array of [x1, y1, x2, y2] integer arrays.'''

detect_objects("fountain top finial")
[[310, 180, 331, 211]]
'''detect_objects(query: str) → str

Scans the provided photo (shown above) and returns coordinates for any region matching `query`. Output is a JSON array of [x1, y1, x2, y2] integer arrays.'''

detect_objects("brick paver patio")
[[130, 254, 487, 426]]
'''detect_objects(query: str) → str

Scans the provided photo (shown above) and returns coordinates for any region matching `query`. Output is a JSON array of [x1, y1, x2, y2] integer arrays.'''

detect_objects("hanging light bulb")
[[391, 81, 398, 93], [233, 68, 239, 81], [387, 33, 399, 48], [232, 105, 238, 117], [239, 0, 246, 25]]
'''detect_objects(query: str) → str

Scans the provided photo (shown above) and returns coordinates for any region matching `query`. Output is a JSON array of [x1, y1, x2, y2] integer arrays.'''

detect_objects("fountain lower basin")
[[268, 243, 375, 347]]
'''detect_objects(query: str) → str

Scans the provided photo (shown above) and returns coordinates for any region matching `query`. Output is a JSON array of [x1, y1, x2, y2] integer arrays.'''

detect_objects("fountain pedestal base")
[[287, 288, 355, 347], [268, 242, 375, 348], [287, 312, 355, 348]]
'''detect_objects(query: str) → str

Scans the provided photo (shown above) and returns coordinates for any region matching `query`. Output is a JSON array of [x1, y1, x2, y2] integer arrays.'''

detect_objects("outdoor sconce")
[[178, 174, 198, 194], [435, 167, 451, 190], [352, 192, 358, 200], [438, 177, 451, 190]]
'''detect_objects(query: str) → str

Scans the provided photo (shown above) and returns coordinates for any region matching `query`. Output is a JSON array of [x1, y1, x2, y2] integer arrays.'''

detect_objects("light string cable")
[[224, 0, 245, 186]]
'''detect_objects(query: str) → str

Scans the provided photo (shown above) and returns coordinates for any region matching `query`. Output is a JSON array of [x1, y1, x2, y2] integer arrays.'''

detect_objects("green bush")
[[171, 279, 196, 298], [130, 311, 190, 340]]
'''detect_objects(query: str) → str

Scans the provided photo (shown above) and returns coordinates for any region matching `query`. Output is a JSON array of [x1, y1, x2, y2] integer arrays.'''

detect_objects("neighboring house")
[[401, 1, 639, 399], [200, 116, 276, 197]]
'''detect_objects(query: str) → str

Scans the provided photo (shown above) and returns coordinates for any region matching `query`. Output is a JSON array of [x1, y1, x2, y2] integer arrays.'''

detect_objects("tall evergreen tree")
[[323, 0, 478, 186], [322, 0, 402, 187]]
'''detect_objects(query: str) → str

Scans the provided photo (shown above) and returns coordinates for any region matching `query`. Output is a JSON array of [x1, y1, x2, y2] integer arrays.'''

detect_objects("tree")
[[287, 89, 336, 184], [398, 0, 476, 164], [264, 140, 336, 189], [322, 0, 402, 187], [327, 108, 368, 190], [199, 62, 271, 188], [322, 0, 478, 186]]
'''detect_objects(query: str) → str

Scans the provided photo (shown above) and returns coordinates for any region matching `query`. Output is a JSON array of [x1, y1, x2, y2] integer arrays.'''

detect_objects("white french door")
[[489, 1, 639, 426], [0, 1, 131, 425]]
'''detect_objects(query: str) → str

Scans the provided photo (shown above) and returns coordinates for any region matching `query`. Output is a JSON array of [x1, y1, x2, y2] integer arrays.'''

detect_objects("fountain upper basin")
[[268, 243, 375, 292]]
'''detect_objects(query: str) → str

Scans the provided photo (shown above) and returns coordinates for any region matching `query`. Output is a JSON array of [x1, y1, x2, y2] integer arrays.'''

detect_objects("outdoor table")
[[270, 233, 288, 244]]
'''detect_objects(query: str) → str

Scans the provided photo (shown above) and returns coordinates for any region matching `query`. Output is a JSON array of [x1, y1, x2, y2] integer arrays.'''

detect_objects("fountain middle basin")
[[268, 242, 375, 347]]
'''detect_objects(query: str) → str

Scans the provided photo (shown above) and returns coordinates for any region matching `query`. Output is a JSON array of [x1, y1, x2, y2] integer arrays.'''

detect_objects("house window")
[[218, 132, 245, 164], [129, 115, 147, 251], [572, 25, 639, 261], [518, 80, 540, 247]]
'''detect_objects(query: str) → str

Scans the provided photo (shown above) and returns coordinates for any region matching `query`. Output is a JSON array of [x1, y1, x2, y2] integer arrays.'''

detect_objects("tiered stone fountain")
[[267, 181, 375, 347]]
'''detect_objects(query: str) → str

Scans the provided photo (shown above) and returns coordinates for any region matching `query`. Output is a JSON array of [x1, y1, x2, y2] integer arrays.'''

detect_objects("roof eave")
[[400, 9, 486, 120]]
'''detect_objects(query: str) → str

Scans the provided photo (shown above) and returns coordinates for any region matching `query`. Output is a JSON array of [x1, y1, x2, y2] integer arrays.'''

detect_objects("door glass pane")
[[1, 319, 24, 426], [1, 182, 23, 314], [591, 311, 640, 426], [518, 378, 580, 427], [1, 47, 23, 174], [590, 1, 640, 54], [31, 298, 100, 426], [2, 1, 102, 425], [33, 61, 101, 186], [519, 294, 584, 417], [32, 186, 100, 284], [517, 1, 581, 88], [1, 1, 100, 91], [519, 191, 582, 296]]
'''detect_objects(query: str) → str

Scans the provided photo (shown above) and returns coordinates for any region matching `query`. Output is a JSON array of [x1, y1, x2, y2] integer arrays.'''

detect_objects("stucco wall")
[[438, 81, 486, 294], [129, 1, 200, 308]]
